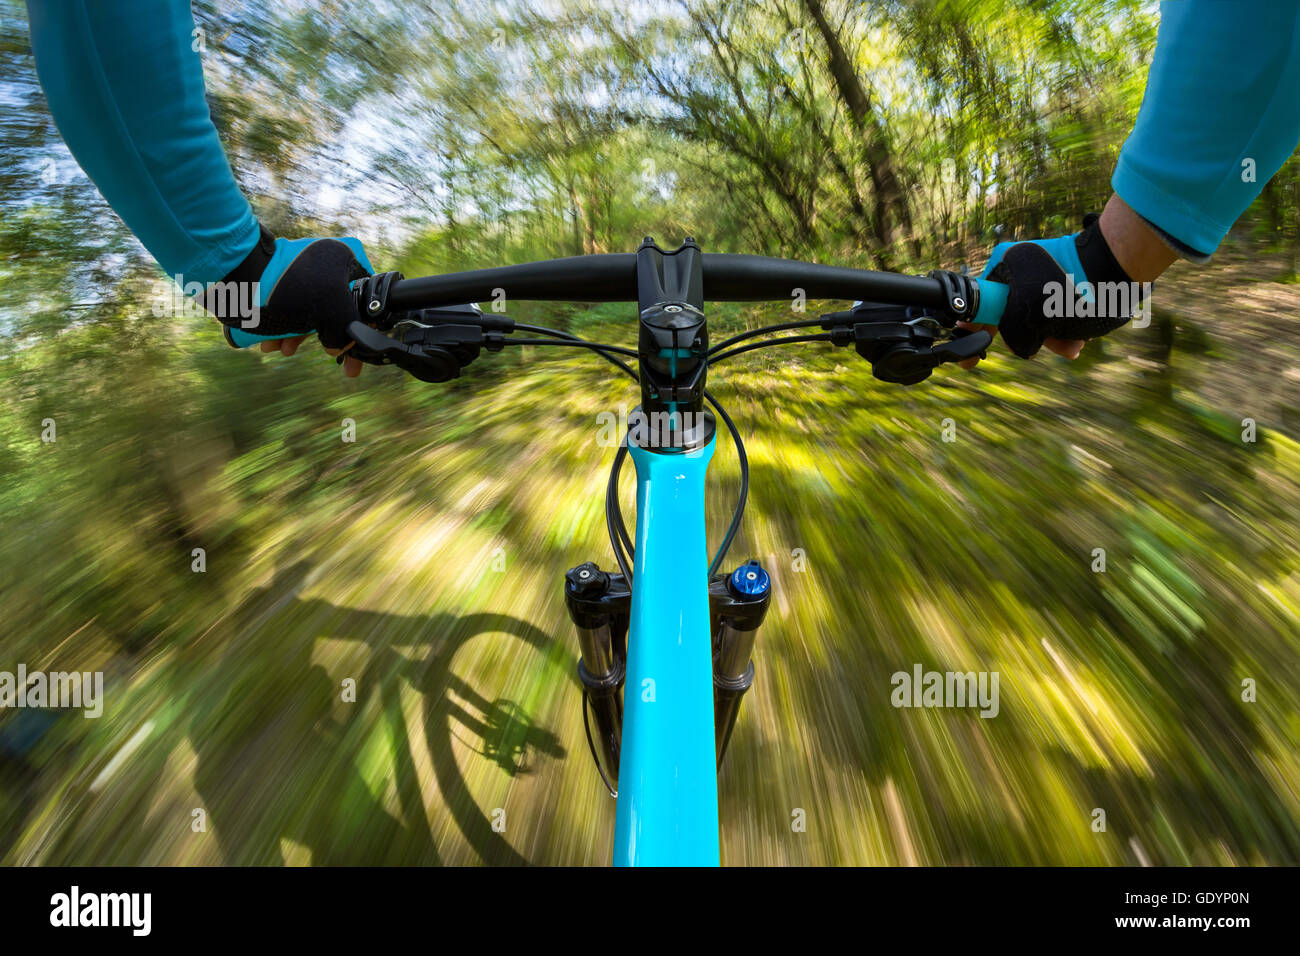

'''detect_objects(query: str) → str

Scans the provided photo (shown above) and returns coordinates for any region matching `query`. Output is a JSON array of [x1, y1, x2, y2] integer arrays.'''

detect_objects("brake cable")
[[582, 691, 618, 798], [703, 391, 748, 579], [348, 308, 752, 586], [497, 338, 640, 360], [707, 318, 829, 357], [606, 440, 634, 583], [604, 388, 749, 582], [511, 323, 639, 380], [709, 333, 839, 364], [501, 322, 750, 582], [704, 305, 994, 385]]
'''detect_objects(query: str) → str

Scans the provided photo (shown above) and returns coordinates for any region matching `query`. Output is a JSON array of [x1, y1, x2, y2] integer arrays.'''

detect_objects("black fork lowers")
[[565, 556, 773, 789], [564, 562, 629, 792], [709, 559, 771, 766]]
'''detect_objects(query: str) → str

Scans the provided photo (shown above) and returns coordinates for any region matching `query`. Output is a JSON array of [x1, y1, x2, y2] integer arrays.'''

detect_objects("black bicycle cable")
[[704, 389, 748, 579], [606, 439, 635, 584], [708, 332, 838, 364], [582, 690, 618, 798], [520, 322, 627, 800], [498, 337, 640, 360], [708, 318, 829, 356], [494, 321, 748, 584], [510, 323, 639, 379], [604, 388, 748, 583], [610, 442, 634, 561]]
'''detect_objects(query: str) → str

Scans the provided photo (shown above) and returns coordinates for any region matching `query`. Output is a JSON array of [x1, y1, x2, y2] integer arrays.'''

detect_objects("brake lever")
[[867, 325, 991, 384], [933, 327, 993, 362], [346, 271, 480, 382], [821, 306, 991, 385], [343, 322, 463, 382], [341, 306, 515, 383]]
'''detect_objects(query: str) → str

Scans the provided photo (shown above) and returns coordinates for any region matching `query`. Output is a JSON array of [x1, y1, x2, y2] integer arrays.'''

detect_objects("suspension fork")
[[563, 564, 630, 787], [564, 563, 773, 781], [562, 457, 769, 859], [709, 559, 771, 767]]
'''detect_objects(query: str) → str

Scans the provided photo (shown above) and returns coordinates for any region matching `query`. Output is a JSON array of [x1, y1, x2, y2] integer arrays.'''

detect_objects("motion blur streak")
[[1, 0, 1297, 864]]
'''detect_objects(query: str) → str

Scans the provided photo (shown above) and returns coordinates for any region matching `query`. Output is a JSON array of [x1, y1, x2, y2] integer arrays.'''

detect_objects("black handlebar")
[[252, 238, 1004, 389], [386, 252, 981, 318]]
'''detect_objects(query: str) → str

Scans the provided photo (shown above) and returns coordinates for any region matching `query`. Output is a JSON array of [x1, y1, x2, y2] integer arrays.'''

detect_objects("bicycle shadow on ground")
[[186, 560, 563, 866]]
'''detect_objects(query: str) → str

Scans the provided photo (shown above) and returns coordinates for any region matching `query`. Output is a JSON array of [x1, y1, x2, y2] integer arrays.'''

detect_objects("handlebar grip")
[[223, 326, 314, 348], [972, 278, 1008, 326]]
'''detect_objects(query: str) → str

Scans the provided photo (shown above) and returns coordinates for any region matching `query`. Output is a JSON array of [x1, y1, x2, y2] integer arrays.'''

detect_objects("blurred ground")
[[1, 241, 1297, 865]]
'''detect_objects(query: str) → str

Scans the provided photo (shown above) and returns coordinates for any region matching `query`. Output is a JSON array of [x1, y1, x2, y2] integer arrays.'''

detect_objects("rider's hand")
[[204, 224, 375, 376], [255, 335, 365, 377], [959, 213, 1143, 368]]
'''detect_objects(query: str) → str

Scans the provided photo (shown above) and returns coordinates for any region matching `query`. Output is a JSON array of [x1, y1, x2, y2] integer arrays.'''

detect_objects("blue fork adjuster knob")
[[728, 559, 770, 598]]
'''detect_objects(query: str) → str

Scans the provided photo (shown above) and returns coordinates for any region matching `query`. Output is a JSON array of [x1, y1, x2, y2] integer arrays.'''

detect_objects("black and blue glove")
[[981, 213, 1144, 359], [202, 224, 374, 352]]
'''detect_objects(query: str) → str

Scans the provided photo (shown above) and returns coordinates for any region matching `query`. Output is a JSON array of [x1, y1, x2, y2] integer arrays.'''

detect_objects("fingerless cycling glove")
[[204, 224, 374, 349], [981, 215, 1143, 359]]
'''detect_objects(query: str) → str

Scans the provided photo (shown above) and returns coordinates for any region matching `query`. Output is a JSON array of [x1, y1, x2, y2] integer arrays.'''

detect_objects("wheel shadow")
[[186, 560, 563, 866]]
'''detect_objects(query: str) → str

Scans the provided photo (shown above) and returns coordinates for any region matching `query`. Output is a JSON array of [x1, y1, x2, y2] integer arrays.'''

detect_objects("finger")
[[956, 320, 996, 370], [279, 335, 307, 357], [342, 355, 363, 378], [1045, 337, 1085, 360], [260, 340, 279, 353]]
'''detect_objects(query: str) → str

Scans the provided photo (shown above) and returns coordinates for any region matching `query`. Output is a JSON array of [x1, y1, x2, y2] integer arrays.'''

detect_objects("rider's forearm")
[[1112, 0, 1300, 262], [26, 0, 260, 284], [1098, 194, 1177, 284]]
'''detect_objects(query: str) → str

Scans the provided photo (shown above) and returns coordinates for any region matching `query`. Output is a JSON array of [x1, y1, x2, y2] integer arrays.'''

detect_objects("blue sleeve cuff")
[[171, 213, 263, 285], [1112, 158, 1217, 263]]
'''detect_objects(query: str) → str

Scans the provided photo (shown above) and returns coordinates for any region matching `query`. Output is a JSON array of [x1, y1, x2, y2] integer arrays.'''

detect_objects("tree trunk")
[[802, 0, 921, 264], [567, 176, 584, 256]]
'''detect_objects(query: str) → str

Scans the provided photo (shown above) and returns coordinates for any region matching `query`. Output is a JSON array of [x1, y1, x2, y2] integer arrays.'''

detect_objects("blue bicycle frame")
[[613, 432, 720, 866]]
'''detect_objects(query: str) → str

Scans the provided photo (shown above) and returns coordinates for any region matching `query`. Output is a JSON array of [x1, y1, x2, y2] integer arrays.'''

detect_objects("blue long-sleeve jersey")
[[27, 0, 260, 285], [25, 1, 1300, 275], [1113, 1, 1300, 260]]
